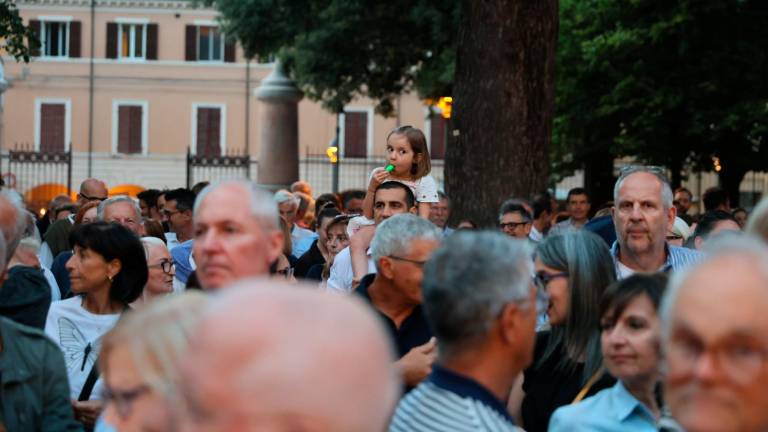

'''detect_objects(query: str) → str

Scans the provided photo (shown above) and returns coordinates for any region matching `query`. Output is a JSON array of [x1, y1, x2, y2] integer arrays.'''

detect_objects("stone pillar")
[[255, 61, 303, 190]]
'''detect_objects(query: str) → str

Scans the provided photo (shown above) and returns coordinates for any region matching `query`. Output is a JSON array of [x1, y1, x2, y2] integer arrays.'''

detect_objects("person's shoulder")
[[549, 386, 613, 431], [48, 296, 81, 314], [0, 316, 60, 358]]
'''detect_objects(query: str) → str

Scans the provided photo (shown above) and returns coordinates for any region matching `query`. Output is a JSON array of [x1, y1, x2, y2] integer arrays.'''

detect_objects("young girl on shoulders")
[[350, 126, 438, 286]]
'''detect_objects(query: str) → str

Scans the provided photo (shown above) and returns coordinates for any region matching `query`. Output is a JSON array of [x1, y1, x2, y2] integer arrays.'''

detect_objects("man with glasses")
[[391, 231, 536, 431], [355, 214, 441, 389], [611, 166, 700, 278], [40, 178, 109, 268], [662, 237, 768, 432], [161, 188, 196, 250], [499, 200, 533, 240]]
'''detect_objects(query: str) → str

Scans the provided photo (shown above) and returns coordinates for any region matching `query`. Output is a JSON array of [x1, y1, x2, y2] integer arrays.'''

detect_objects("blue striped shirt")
[[610, 242, 702, 278], [390, 366, 522, 432]]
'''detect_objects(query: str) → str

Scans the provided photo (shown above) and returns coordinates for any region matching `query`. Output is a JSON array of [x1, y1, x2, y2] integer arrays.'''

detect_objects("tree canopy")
[[203, 0, 458, 115], [1, 0, 39, 62], [554, 0, 768, 204]]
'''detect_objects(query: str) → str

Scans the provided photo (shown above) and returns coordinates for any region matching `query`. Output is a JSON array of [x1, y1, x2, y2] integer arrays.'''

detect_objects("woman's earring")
[[108, 274, 113, 283]]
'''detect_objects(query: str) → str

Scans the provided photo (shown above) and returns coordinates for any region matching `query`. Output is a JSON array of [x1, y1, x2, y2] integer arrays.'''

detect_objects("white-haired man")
[[391, 231, 535, 431], [357, 213, 442, 390], [176, 280, 398, 431], [662, 237, 768, 432], [192, 181, 284, 290], [611, 166, 701, 278], [273, 189, 316, 257]]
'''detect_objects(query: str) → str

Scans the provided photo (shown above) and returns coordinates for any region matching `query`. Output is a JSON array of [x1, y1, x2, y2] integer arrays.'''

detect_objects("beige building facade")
[[2, 0, 449, 206]]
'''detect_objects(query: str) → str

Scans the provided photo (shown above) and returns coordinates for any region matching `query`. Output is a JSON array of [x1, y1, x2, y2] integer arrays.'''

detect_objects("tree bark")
[[446, 0, 559, 228]]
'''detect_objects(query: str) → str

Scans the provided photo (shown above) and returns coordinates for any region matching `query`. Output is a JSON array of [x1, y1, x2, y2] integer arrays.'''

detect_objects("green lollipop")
[[385, 164, 395, 172]]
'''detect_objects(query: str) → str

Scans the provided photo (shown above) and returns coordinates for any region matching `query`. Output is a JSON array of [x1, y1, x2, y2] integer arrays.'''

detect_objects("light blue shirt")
[[610, 241, 702, 279], [549, 381, 657, 432]]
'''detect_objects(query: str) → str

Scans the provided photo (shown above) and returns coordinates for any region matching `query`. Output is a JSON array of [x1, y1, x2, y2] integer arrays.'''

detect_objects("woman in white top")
[[45, 222, 148, 429]]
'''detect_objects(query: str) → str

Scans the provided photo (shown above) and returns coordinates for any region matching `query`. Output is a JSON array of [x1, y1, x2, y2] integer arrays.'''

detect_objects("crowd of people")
[[1, 125, 768, 431]]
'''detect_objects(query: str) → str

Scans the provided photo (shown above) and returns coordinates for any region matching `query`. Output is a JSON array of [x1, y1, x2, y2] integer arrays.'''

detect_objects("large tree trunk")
[[446, 0, 559, 228]]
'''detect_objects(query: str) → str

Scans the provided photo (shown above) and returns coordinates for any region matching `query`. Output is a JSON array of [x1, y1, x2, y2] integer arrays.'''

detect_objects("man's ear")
[[267, 230, 285, 264], [378, 257, 395, 279], [498, 302, 521, 346], [408, 205, 417, 215]]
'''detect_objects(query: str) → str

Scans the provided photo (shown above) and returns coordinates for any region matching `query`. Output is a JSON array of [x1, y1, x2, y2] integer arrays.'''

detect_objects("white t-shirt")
[[326, 246, 376, 294], [45, 297, 121, 400], [369, 169, 440, 204]]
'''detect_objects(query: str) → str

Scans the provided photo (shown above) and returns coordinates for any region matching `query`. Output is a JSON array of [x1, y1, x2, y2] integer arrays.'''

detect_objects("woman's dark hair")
[[74, 201, 100, 226], [315, 193, 341, 214], [69, 222, 148, 304], [316, 207, 341, 229], [386, 125, 431, 178], [142, 218, 166, 244], [599, 273, 667, 324]]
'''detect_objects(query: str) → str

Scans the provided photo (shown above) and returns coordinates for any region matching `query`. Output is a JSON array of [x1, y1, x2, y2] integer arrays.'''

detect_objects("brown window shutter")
[[69, 21, 81, 58], [196, 108, 210, 155], [29, 20, 41, 56], [129, 106, 143, 153], [208, 108, 221, 155], [429, 116, 446, 159], [224, 41, 235, 63], [146, 23, 158, 60], [118, 106, 131, 153], [343, 112, 367, 158], [185, 25, 196, 61], [106, 22, 118, 59], [41, 104, 66, 153]]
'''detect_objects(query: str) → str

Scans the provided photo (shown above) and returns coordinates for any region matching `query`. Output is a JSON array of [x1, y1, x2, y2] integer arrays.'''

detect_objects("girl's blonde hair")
[[387, 125, 431, 178], [99, 291, 209, 396]]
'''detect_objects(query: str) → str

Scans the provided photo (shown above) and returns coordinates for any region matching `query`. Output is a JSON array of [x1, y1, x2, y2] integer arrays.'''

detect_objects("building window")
[[113, 102, 147, 154], [42, 21, 69, 57], [197, 26, 224, 61], [35, 99, 71, 153], [193, 105, 225, 156], [429, 116, 447, 160], [342, 111, 369, 158], [185, 25, 236, 62], [119, 23, 146, 59]]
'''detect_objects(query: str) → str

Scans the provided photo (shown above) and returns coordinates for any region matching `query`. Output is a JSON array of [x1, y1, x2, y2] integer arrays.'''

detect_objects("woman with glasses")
[[138, 237, 176, 303], [549, 273, 670, 431], [98, 292, 209, 431], [45, 222, 148, 429], [509, 230, 617, 432]]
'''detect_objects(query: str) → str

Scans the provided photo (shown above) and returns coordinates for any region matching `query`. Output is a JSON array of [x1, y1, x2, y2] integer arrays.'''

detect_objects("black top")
[[354, 274, 432, 359], [294, 240, 325, 278], [521, 331, 615, 432]]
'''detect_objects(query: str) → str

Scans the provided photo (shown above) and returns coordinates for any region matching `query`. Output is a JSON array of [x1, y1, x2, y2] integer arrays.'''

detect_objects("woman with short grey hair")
[[510, 230, 617, 432]]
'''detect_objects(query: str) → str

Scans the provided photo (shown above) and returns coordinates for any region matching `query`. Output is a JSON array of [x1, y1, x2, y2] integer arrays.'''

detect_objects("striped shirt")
[[610, 241, 702, 279], [390, 366, 522, 432]]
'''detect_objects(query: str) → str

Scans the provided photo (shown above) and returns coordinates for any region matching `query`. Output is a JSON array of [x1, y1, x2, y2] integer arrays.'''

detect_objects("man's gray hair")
[[661, 235, 768, 339], [97, 195, 142, 221], [422, 231, 532, 358], [0, 190, 29, 264], [613, 165, 674, 210], [370, 214, 441, 267], [194, 180, 280, 231], [273, 189, 299, 208]]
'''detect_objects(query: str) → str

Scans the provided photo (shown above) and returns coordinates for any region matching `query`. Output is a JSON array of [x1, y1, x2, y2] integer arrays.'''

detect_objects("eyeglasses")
[[666, 336, 768, 385], [103, 384, 151, 419], [161, 209, 182, 218], [79, 193, 107, 202], [276, 267, 294, 279], [148, 259, 175, 273], [388, 256, 427, 267], [533, 271, 569, 290], [500, 221, 530, 230], [666, 234, 683, 241]]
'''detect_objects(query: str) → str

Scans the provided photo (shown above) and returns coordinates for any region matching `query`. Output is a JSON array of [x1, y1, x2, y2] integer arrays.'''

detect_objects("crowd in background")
[[1, 126, 768, 432]]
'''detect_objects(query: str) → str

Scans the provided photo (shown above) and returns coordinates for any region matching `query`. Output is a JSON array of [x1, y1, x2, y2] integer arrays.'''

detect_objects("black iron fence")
[[1, 144, 72, 210], [185, 147, 252, 188]]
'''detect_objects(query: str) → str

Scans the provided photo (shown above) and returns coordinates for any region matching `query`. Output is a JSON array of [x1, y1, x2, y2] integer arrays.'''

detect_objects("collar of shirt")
[[428, 365, 516, 425], [529, 226, 543, 242], [610, 241, 702, 274], [611, 381, 656, 423]]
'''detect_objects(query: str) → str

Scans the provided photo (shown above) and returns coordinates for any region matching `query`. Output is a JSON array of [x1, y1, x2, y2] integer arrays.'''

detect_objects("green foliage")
[[554, 0, 768, 179], [1, 0, 39, 62], [200, 0, 458, 115]]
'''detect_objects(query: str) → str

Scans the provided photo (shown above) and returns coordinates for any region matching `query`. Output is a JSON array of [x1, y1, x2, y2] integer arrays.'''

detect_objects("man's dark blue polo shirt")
[[354, 274, 432, 359]]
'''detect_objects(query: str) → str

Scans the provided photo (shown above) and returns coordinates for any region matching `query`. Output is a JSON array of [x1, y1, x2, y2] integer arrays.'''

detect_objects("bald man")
[[663, 238, 768, 432], [40, 178, 109, 267], [176, 280, 399, 431]]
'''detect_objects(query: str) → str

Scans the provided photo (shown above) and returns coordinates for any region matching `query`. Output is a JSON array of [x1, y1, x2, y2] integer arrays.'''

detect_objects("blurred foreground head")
[[662, 236, 768, 432], [176, 279, 399, 432]]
